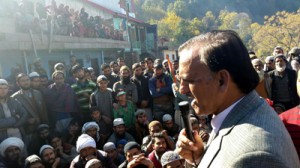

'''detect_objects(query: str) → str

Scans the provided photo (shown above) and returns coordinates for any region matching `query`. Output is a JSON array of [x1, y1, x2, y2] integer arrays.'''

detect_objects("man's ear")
[[217, 70, 230, 91]]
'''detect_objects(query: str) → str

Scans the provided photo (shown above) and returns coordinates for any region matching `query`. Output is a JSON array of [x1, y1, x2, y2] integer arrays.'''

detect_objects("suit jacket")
[[11, 89, 48, 127], [199, 91, 300, 168]]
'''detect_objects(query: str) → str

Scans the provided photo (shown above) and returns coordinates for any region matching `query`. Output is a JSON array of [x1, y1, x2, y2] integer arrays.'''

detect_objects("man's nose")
[[179, 81, 189, 94]]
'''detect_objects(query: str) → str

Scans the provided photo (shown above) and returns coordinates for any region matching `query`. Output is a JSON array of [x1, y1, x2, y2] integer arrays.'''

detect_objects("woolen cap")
[[103, 142, 116, 151], [124, 141, 140, 153], [161, 151, 183, 166], [135, 109, 146, 117]]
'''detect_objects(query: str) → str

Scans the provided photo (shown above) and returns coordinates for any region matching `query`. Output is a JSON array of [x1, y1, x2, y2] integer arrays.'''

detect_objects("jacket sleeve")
[[13, 99, 28, 127], [131, 83, 138, 103]]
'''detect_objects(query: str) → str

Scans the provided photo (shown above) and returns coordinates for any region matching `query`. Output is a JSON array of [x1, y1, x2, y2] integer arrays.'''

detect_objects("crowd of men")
[[15, 0, 124, 40], [0, 43, 300, 167]]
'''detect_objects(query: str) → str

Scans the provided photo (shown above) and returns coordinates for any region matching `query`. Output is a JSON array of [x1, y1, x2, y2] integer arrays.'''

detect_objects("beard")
[[276, 64, 286, 72], [121, 76, 130, 84], [20, 85, 31, 90], [256, 69, 265, 82]]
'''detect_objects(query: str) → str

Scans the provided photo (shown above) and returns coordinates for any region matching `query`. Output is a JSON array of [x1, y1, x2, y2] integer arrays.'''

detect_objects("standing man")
[[110, 61, 120, 76], [0, 79, 27, 141], [101, 64, 119, 89], [251, 58, 271, 99], [29, 72, 41, 90], [71, 65, 96, 121], [44, 71, 79, 127], [131, 63, 152, 120], [144, 57, 154, 79], [268, 54, 299, 111], [175, 30, 299, 167], [149, 64, 173, 121], [11, 73, 48, 135], [264, 56, 275, 72], [113, 66, 138, 104]]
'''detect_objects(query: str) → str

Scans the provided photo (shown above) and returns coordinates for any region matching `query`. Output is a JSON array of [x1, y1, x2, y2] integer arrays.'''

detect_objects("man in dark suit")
[[175, 30, 299, 167]]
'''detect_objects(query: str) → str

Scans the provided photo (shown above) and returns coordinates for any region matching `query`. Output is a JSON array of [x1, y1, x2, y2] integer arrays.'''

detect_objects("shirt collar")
[[211, 97, 244, 134]]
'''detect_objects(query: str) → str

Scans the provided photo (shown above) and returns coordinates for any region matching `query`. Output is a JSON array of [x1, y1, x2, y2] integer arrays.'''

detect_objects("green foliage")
[[133, 0, 300, 50], [250, 9, 300, 57], [167, 0, 190, 19]]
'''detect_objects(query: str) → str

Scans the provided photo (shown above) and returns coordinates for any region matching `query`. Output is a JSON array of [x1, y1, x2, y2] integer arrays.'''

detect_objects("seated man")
[[128, 109, 150, 144], [142, 121, 175, 155], [70, 134, 116, 168], [107, 118, 135, 144], [39, 145, 65, 168], [24, 154, 45, 168], [82, 122, 101, 149], [148, 134, 168, 168], [0, 137, 25, 168], [103, 142, 125, 167], [119, 142, 154, 168], [161, 151, 185, 168], [162, 114, 180, 141]]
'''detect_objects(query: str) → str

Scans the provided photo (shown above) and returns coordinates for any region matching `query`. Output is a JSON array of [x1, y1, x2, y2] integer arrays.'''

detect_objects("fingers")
[[176, 129, 204, 162], [178, 129, 196, 148]]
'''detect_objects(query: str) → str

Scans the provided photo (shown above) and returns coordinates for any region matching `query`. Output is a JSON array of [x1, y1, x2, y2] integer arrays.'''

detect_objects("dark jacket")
[[70, 150, 116, 168], [0, 98, 28, 141], [268, 68, 299, 107], [131, 75, 151, 108]]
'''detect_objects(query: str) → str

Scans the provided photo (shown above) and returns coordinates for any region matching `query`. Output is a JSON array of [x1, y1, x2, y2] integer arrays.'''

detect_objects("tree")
[[250, 9, 300, 56], [167, 0, 190, 19], [218, 10, 252, 45]]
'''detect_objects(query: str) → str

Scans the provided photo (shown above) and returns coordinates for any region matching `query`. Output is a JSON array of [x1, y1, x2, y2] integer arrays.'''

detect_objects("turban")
[[82, 122, 100, 133], [76, 134, 96, 153], [0, 137, 24, 157]]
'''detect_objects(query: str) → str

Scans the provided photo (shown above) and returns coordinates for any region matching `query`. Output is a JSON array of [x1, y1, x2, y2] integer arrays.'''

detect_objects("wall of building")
[[0, 49, 120, 79]]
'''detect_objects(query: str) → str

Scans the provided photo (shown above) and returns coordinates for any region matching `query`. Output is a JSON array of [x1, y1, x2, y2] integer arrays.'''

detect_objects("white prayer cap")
[[0, 79, 8, 85]]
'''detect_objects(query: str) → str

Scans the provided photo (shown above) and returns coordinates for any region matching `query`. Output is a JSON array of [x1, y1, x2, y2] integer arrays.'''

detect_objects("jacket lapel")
[[200, 91, 264, 167]]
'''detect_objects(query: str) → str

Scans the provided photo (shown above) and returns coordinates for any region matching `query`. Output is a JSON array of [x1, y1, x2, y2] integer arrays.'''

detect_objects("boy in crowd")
[[90, 75, 113, 123], [90, 107, 112, 147], [113, 91, 135, 129]]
